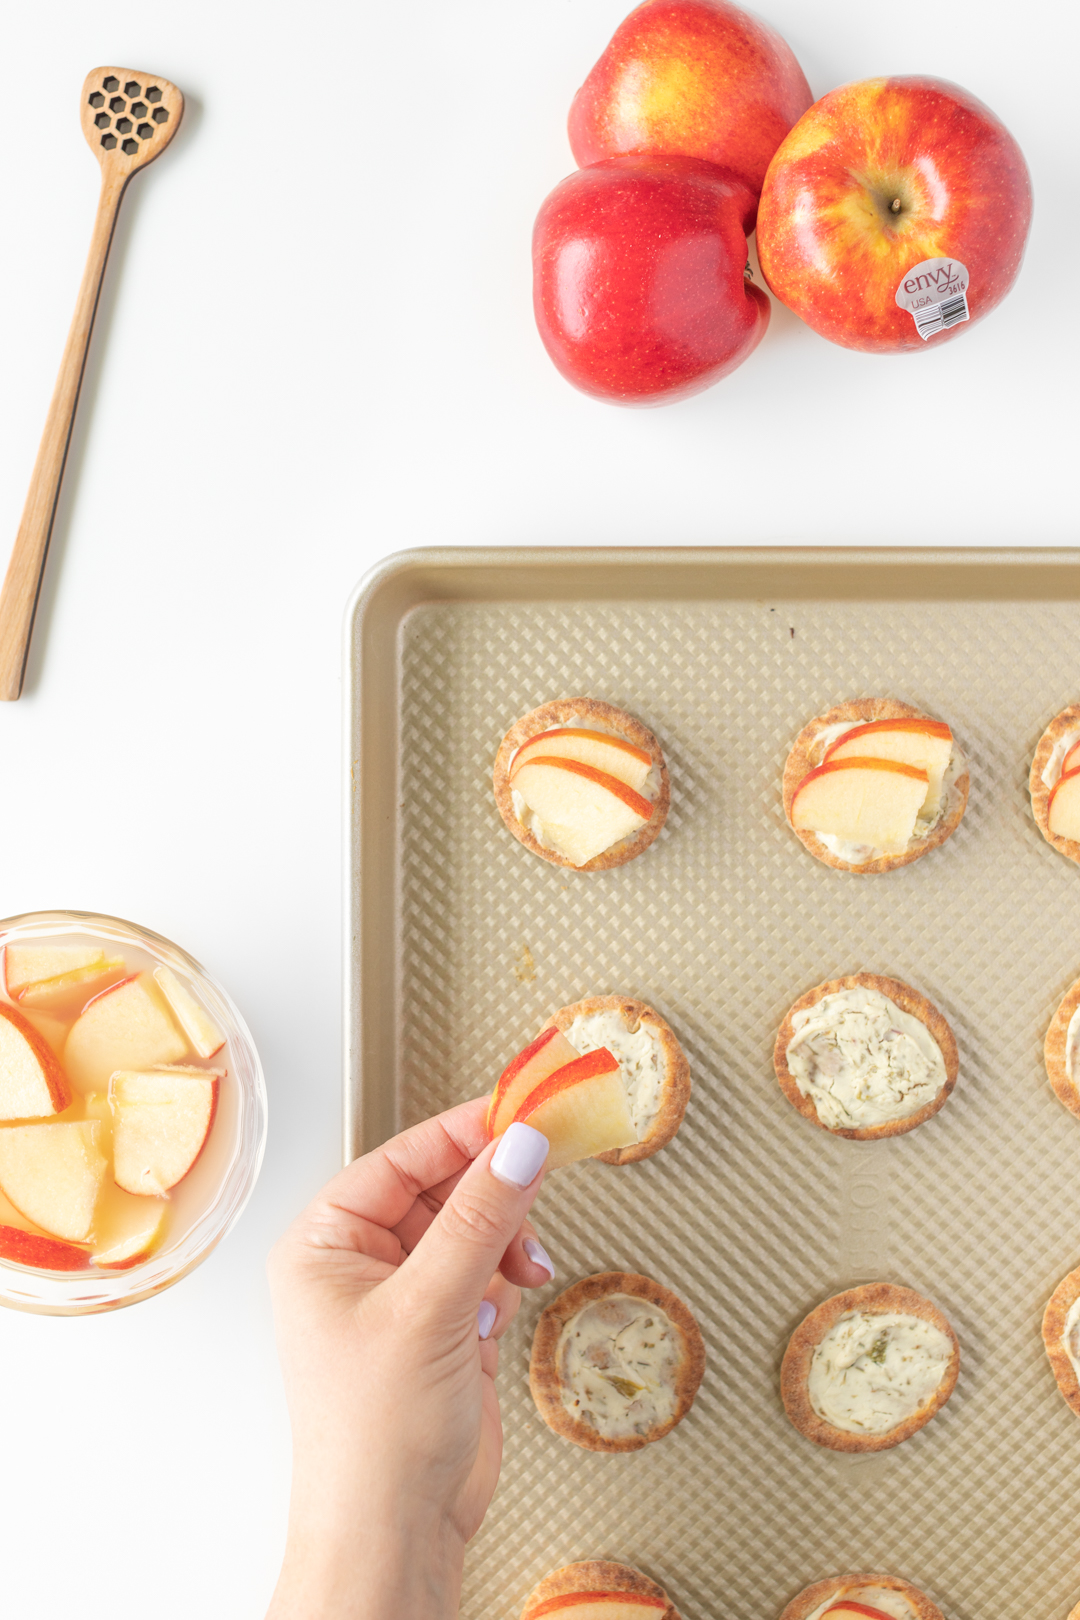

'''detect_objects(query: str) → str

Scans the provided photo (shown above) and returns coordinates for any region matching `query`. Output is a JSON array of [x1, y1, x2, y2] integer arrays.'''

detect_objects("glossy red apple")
[[757, 76, 1032, 353], [533, 155, 769, 405], [568, 0, 813, 199]]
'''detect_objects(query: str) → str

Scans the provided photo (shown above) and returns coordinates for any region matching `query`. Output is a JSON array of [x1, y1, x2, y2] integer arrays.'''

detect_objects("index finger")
[[299, 1095, 491, 1244]]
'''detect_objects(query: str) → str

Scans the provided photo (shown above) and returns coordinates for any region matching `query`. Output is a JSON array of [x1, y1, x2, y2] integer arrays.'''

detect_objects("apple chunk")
[[825, 718, 952, 817], [511, 729, 652, 793], [0, 1224, 91, 1272], [153, 966, 225, 1059], [0, 1003, 72, 1118], [791, 757, 929, 852], [1048, 768, 1080, 842], [110, 1067, 220, 1197], [3, 943, 125, 1006], [92, 1196, 167, 1269], [64, 974, 188, 1091], [513, 1047, 636, 1169], [0, 1121, 107, 1241], [487, 1025, 580, 1140], [512, 758, 653, 867], [527, 1597, 667, 1620]]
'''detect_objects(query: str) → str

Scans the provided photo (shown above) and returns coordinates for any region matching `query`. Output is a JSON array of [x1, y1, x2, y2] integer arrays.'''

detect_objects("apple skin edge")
[[756, 76, 1032, 353], [568, 0, 813, 197], [533, 155, 770, 406]]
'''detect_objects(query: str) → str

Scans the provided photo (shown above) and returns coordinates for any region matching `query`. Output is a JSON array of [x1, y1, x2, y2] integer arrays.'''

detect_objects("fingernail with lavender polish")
[[477, 1300, 497, 1340], [490, 1122, 549, 1189], [523, 1238, 555, 1281]]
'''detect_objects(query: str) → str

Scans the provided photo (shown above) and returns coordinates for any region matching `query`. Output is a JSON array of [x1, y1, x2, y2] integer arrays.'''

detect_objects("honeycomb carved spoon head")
[[80, 67, 183, 178]]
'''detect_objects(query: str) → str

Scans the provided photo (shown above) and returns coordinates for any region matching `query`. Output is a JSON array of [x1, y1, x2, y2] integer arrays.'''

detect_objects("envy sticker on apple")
[[895, 257, 971, 340]]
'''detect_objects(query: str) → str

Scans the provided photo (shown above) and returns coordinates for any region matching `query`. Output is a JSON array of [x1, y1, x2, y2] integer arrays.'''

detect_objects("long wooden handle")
[[0, 169, 126, 700]]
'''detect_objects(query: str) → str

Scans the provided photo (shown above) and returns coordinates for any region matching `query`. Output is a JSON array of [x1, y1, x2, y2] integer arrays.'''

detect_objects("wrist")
[[268, 1505, 466, 1620]]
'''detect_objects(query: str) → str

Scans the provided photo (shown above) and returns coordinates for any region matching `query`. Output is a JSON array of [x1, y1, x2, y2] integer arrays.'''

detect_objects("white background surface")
[[0, 2, 1074, 1615]]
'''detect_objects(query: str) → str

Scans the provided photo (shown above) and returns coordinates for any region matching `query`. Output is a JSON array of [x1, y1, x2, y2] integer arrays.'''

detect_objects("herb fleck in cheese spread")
[[787, 987, 945, 1131], [564, 1010, 665, 1140], [808, 1310, 954, 1434], [557, 1293, 681, 1441]]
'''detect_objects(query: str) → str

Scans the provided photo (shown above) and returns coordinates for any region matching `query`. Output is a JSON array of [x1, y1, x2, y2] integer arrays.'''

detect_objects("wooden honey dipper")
[[0, 68, 183, 699]]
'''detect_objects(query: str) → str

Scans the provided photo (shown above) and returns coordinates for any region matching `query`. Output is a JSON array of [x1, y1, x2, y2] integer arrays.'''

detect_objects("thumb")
[[399, 1123, 549, 1328]]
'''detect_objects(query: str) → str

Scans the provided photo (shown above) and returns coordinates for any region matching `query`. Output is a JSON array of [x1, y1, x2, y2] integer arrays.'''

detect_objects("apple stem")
[[890, 197, 902, 213]]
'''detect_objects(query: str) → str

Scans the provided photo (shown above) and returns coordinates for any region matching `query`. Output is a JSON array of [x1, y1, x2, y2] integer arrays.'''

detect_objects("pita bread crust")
[[521, 1561, 678, 1620], [1068, 1603, 1080, 1620], [1045, 976, 1080, 1120], [493, 699, 670, 872], [1031, 705, 1080, 864], [1042, 1264, 1080, 1418], [779, 1573, 944, 1620], [530, 1271, 705, 1454], [773, 974, 958, 1140], [782, 699, 968, 874], [543, 996, 690, 1164], [781, 1282, 959, 1453]]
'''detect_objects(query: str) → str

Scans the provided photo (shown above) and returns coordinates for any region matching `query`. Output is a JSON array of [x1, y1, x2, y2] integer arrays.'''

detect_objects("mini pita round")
[[543, 995, 690, 1163], [521, 1561, 679, 1620], [493, 698, 670, 871], [1030, 704, 1080, 864], [782, 698, 968, 874], [773, 973, 958, 1140], [1042, 1264, 1080, 1417], [1044, 976, 1080, 1120], [778, 1573, 945, 1620], [781, 1282, 959, 1453], [530, 1271, 705, 1453]]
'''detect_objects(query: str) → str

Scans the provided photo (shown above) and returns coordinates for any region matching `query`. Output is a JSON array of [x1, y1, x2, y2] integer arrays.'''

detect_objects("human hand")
[[265, 1098, 554, 1620]]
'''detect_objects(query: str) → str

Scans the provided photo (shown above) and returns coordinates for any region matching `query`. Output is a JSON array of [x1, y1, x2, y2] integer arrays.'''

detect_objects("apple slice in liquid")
[[0, 1003, 72, 1118], [0, 1121, 107, 1241]]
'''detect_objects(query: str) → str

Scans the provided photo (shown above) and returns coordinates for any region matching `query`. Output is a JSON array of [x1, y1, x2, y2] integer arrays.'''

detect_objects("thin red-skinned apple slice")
[[64, 973, 188, 1091], [512, 758, 653, 868], [153, 966, 225, 1059], [821, 1605, 895, 1620], [0, 1224, 91, 1272], [0, 1002, 72, 1118], [511, 729, 652, 793], [1048, 767, 1080, 841], [790, 757, 929, 853], [110, 1066, 220, 1197], [513, 1047, 635, 1169], [487, 1025, 581, 1139], [92, 1198, 167, 1269], [824, 718, 952, 816], [3, 943, 125, 1006], [1062, 738, 1080, 777], [527, 1596, 666, 1620], [0, 1121, 107, 1241]]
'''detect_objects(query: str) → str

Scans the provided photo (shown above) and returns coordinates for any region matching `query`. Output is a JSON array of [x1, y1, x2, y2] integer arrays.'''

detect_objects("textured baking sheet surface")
[[395, 596, 1080, 1620]]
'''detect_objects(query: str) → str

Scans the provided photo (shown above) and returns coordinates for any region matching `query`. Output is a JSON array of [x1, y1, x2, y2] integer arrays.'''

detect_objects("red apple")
[[822, 1606, 895, 1620], [487, 1025, 580, 1139], [1048, 767, 1080, 841], [568, 0, 813, 199], [0, 1224, 91, 1272], [757, 76, 1032, 352], [533, 155, 769, 405]]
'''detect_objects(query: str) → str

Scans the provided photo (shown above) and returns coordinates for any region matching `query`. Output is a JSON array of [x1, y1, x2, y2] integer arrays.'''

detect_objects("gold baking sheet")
[[345, 548, 1080, 1620]]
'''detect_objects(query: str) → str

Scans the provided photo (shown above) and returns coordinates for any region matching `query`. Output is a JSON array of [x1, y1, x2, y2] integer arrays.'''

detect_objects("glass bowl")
[[0, 910, 267, 1314]]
